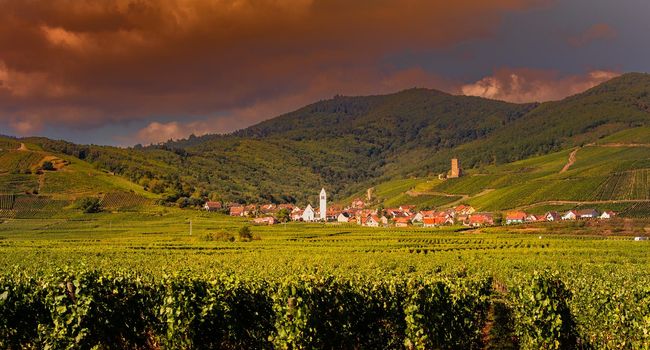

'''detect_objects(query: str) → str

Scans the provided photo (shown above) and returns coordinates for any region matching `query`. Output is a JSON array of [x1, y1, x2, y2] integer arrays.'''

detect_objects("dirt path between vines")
[[560, 148, 579, 173], [17, 143, 28, 151], [482, 280, 517, 350]]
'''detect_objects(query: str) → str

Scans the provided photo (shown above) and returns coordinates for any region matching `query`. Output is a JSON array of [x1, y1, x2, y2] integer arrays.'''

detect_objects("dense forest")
[[29, 73, 650, 205]]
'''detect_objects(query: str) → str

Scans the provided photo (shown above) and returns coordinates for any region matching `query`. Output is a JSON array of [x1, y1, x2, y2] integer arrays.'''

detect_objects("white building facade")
[[319, 188, 327, 221], [302, 204, 315, 222]]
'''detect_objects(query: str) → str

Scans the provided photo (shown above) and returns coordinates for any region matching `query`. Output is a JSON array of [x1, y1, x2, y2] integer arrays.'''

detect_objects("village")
[[202, 159, 617, 228]]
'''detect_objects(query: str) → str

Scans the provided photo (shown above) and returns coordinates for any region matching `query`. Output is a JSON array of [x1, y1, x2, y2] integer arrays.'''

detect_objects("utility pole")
[[190, 219, 193, 236]]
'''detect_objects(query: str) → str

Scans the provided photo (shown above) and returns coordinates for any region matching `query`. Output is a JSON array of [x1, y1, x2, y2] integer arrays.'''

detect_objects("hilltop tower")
[[449, 158, 462, 178], [320, 188, 327, 221]]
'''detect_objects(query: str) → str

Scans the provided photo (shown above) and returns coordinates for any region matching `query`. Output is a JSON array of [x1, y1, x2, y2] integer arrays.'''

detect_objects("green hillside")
[[22, 73, 650, 206], [0, 137, 158, 218], [361, 126, 650, 216]]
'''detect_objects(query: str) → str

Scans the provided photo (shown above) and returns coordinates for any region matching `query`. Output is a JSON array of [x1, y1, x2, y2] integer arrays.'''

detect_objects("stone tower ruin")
[[449, 158, 462, 178]]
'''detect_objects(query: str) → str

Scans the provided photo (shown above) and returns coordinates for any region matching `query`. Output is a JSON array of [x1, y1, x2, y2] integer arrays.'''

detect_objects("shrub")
[[204, 232, 235, 242], [75, 197, 101, 214], [239, 226, 253, 242]]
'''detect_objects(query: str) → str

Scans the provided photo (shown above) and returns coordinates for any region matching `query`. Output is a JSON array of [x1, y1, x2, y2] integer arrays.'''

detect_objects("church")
[[302, 188, 327, 222]]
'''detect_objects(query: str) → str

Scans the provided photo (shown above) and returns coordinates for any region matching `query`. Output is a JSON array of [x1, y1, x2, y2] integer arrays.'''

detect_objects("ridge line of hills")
[[0, 72, 648, 213]]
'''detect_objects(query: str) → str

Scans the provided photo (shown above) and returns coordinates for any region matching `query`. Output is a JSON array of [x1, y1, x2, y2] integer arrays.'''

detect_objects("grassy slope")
[[0, 137, 159, 216], [359, 126, 650, 214], [22, 73, 650, 206]]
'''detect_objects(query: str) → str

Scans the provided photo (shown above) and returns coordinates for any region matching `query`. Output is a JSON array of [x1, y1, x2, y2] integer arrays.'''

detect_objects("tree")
[[75, 197, 101, 213], [276, 208, 291, 223], [493, 212, 504, 226], [176, 197, 190, 208], [238, 226, 253, 242]]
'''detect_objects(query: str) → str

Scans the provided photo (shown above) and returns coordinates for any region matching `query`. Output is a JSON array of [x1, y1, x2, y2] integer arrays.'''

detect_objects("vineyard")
[[346, 141, 650, 212], [0, 196, 73, 219], [11, 196, 71, 219], [0, 194, 15, 210], [594, 169, 650, 200], [622, 201, 650, 217], [101, 192, 152, 211], [0, 210, 649, 349], [0, 150, 44, 173], [0, 137, 20, 151]]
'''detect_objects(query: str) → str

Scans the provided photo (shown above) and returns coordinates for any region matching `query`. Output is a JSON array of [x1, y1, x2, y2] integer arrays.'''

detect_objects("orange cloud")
[[9, 119, 43, 135], [568, 23, 617, 47], [461, 68, 620, 103], [0, 0, 545, 138]]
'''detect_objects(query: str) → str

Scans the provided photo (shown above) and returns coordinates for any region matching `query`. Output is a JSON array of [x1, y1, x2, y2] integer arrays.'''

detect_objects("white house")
[[319, 188, 327, 221], [203, 201, 221, 211], [577, 209, 599, 219], [545, 211, 560, 221], [505, 211, 527, 225], [302, 204, 315, 222], [600, 211, 615, 219], [337, 212, 350, 223], [365, 216, 380, 227], [562, 210, 577, 220], [291, 210, 304, 221]]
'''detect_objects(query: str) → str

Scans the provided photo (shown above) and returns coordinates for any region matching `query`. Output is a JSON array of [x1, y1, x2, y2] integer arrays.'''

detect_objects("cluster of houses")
[[204, 188, 615, 227], [504, 209, 615, 224]]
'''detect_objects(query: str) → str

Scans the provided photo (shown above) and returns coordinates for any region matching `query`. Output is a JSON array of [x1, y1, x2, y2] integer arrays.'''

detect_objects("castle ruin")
[[448, 158, 462, 178]]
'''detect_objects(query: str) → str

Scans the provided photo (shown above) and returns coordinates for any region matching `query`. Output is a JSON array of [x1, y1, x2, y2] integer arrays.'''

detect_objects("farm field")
[[1, 210, 649, 348]]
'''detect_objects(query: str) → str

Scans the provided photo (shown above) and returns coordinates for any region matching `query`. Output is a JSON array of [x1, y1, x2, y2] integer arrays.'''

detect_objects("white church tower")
[[319, 188, 327, 221]]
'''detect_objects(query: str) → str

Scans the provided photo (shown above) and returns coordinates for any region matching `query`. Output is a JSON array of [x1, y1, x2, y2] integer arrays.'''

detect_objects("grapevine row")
[[2, 269, 647, 349]]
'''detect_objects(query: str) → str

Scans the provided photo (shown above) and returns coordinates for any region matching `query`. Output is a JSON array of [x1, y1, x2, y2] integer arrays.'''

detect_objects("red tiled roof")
[[506, 211, 527, 220], [469, 214, 493, 224], [230, 206, 244, 215], [423, 217, 447, 224]]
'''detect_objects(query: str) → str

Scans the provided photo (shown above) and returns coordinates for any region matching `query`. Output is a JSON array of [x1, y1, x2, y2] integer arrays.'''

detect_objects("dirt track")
[[17, 143, 28, 151], [560, 148, 579, 173]]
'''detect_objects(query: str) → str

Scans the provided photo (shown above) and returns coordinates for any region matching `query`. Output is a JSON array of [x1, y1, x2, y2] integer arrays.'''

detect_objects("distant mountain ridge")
[[21, 73, 650, 205]]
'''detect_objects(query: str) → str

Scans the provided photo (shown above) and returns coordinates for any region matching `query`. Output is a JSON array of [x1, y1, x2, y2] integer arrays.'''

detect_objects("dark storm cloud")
[[0, 0, 637, 144], [0, 0, 548, 141]]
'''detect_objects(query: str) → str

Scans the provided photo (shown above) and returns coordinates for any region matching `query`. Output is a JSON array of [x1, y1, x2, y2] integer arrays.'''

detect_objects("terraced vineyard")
[[12, 196, 71, 218], [101, 191, 153, 211], [0, 194, 15, 210], [0, 150, 43, 173], [0, 210, 648, 348]]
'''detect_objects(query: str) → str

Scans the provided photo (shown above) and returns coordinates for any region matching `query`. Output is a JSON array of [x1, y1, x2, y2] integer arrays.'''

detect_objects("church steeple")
[[319, 188, 327, 221]]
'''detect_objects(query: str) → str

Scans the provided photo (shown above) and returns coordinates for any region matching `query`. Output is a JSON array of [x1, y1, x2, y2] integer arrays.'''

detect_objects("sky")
[[0, 0, 648, 146]]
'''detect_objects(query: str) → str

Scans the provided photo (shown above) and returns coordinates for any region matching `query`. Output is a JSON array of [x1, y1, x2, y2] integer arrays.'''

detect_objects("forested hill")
[[30, 73, 650, 205]]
